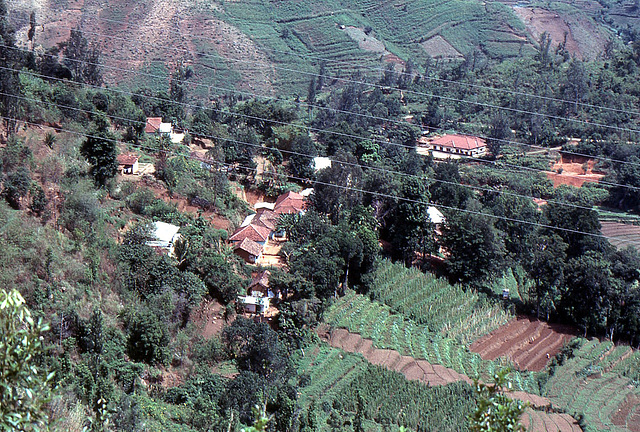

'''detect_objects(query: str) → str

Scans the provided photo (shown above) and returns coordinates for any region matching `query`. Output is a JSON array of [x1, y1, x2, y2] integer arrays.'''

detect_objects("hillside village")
[[3, 0, 640, 431]]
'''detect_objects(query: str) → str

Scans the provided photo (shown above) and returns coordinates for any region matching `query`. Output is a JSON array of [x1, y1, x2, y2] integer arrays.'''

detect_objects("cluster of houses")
[[417, 133, 487, 159], [116, 117, 186, 175], [229, 191, 306, 264]]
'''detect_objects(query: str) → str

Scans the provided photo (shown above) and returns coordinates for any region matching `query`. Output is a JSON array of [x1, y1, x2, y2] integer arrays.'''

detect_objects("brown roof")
[[274, 191, 304, 214], [254, 209, 278, 230], [431, 134, 486, 150], [117, 153, 139, 166], [229, 223, 271, 243], [249, 270, 271, 291], [234, 238, 263, 257], [145, 117, 163, 134]]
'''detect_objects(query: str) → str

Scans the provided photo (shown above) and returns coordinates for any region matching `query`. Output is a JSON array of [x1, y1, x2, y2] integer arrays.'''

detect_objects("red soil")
[[547, 154, 605, 188], [612, 394, 640, 432], [190, 298, 229, 339], [470, 316, 577, 371]]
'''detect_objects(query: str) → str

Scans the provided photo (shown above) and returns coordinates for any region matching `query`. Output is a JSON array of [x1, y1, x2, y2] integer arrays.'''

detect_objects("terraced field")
[[323, 289, 540, 393], [545, 339, 640, 432], [369, 260, 511, 345], [321, 329, 582, 431], [600, 221, 640, 250], [470, 316, 577, 371]]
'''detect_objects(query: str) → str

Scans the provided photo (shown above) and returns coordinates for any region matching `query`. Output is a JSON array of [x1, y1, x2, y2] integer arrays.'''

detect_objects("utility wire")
[[0, 114, 615, 241], [3, 44, 640, 173], [3, 63, 637, 193], [15, 12, 640, 118], [0, 89, 605, 212], [15, 24, 640, 138]]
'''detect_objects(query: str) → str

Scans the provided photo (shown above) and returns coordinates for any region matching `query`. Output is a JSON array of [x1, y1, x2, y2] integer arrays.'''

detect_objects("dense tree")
[[440, 206, 505, 285], [80, 114, 118, 187]]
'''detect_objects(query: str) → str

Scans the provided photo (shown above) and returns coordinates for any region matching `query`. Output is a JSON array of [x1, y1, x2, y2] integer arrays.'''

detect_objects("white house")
[[146, 221, 181, 256]]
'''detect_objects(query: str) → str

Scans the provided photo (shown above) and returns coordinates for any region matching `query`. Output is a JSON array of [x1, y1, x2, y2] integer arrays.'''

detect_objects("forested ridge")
[[1, 0, 640, 430]]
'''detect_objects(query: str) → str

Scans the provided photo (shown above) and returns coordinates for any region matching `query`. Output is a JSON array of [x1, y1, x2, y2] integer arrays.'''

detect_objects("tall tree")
[[81, 114, 118, 187]]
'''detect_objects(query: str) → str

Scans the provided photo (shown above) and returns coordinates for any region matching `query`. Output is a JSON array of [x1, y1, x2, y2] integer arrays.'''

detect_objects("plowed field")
[[470, 316, 577, 371]]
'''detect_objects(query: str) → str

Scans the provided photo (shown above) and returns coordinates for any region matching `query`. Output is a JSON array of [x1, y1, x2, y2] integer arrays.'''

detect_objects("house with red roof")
[[145, 117, 172, 136], [233, 238, 264, 264], [429, 134, 487, 158], [273, 191, 305, 215], [229, 223, 271, 244], [117, 153, 139, 174]]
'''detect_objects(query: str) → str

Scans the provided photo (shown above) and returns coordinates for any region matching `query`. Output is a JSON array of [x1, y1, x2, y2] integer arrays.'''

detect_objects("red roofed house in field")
[[233, 238, 263, 264], [145, 117, 172, 136], [429, 134, 487, 158], [117, 153, 139, 174], [273, 191, 305, 215]]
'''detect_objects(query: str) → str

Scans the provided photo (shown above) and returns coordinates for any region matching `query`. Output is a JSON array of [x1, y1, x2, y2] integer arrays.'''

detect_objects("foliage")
[[0, 289, 55, 431], [469, 368, 526, 432]]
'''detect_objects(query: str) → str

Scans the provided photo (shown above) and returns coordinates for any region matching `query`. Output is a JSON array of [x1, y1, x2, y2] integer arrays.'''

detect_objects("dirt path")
[[321, 327, 582, 431]]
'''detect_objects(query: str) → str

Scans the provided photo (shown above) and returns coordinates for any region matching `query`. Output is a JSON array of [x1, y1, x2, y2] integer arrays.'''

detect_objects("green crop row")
[[325, 289, 539, 393], [368, 260, 511, 344]]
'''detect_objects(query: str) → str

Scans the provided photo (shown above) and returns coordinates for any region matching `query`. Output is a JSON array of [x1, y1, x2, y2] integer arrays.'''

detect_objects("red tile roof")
[[274, 191, 304, 214], [431, 134, 486, 150], [254, 209, 278, 230], [229, 223, 271, 243], [234, 238, 263, 257], [117, 153, 139, 166], [145, 117, 163, 134]]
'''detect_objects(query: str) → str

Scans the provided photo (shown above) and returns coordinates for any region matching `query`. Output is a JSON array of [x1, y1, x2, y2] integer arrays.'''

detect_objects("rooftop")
[[431, 134, 486, 150]]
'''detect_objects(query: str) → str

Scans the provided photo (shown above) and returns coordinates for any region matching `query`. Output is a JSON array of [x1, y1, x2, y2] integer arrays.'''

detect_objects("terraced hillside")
[[295, 343, 476, 431], [6, 0, 543, 96], [600, 221, 640, 250], [545, 339, 640, 432], [369, 260, 511, 345], [470, 316, 577, 371], [323, 289, 541, 393], [321, 329, 582, 431]]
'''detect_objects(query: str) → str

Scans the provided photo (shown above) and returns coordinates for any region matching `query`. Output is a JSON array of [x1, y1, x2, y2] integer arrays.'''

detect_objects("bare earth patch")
[[470, 316, 577, 371], [547, 154, 605, 188], [513, 6, 606, 59]]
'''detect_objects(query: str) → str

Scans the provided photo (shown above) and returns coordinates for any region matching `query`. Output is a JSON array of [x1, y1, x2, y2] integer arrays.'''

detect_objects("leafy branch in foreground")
[[469, 368, 526, 432], [0, 289, 55, 431]]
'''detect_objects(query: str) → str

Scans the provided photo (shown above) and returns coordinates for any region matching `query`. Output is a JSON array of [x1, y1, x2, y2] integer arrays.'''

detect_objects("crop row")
[[369, 260, 511, 343], [324, 290, 538, 393], [546, 338, 640, 432]]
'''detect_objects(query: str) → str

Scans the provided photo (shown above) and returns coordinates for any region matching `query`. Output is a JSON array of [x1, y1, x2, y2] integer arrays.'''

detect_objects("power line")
[[0, 114, 615, 241], [4, 62, 638, 194], [3, 44, 640, 173], [0, 89, 606, 213], [15, 23, 640, 138]]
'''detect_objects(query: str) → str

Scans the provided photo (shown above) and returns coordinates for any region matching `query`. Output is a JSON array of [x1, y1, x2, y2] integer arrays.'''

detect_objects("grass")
[[323, 288, 539, 393]]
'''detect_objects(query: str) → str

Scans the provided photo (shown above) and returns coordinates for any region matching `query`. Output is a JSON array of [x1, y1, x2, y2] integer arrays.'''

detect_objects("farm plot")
[[294, 343, 475, 431], [600, 221, 640, 250], [322, 329, 582, 431], [545, 338, 640, 432], [369, 260, 512, 345], [470, 316, 577, 371], [323, 289, 540, 393]]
